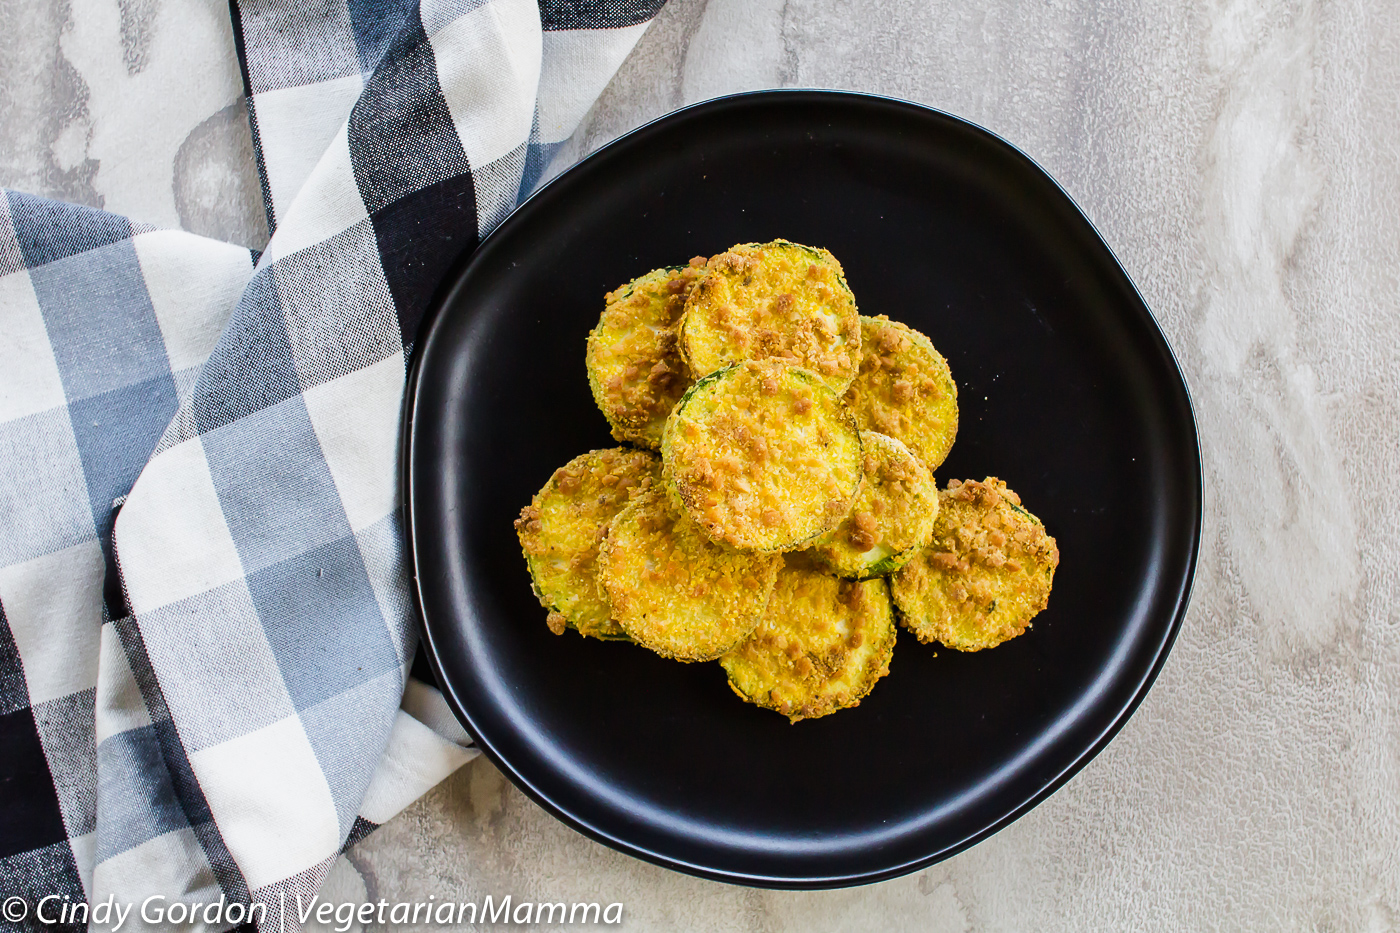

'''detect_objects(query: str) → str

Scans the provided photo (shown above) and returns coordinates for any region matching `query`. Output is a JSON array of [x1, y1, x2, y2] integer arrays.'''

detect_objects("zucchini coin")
[[514, 448, 659, 640], [586, 261, 704, 448], [808, 431, 938, 579], [891, 477, 1058, 651], [662, 360, 862, 552], [679, 240, 861, 390], [842, 315, 958, 470], [599, 487, 781, 661], [720, 561, 896, 723]]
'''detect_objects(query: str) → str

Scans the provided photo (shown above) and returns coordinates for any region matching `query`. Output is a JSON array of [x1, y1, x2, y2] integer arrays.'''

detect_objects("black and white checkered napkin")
[[0, 0, 665, 927]]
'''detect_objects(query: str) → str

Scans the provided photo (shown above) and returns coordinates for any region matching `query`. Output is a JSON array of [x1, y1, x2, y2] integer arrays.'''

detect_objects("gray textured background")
[[4, 0, 1399, 929]]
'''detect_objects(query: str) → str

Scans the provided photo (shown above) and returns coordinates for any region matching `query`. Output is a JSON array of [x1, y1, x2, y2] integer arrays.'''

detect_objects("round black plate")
[[405, 90, 1201, 887]]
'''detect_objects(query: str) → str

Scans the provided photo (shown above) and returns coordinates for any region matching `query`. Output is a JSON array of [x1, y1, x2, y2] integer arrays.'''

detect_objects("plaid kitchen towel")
[[0, 0, 666, 929]]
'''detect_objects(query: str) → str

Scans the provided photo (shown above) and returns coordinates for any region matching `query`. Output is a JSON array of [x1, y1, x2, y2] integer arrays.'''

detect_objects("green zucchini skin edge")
[[661, 362, 863, 553], [844, 546, 919, 581], [677, 241, 858, 380], [586, 266, 696, 449], [659, 365, 733, 532], [731, 239, 857, 304], [523, 551, 635, 642], [603, 265, 683, 304], [807, 536, 919, 581]]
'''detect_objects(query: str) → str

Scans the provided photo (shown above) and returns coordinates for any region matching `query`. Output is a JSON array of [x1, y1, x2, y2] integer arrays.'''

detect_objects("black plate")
[[405, 90, 1201, 887]]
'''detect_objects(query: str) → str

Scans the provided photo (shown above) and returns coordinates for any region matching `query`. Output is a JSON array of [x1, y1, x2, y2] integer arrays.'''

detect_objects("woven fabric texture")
[[0, 0, 664, 929]]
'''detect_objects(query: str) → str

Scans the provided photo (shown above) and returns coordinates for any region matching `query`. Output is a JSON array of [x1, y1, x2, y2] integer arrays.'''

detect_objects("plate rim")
[[402, 88, 1204, 889]]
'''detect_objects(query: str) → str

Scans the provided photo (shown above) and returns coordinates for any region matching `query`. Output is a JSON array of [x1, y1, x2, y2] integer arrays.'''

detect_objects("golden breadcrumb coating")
[[680, 240, 861, 391], [514, 448, 660, 640], [842, 315, 958, 470], [600, 487, 781, 661], [662, 360, 862, 552], [587, 260, 705, 448], [514, 239, 1061, 722], [808, 431, 938, 579], [721, 561, 895, 722], [891, 477, 1058, 651]]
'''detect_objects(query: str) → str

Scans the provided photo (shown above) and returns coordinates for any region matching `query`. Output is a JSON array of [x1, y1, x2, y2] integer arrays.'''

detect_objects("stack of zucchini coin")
[[515, 240, 1059, 723]]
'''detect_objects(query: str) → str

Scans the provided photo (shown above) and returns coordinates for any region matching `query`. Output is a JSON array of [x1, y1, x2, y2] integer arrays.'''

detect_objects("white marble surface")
[[4, 0, 1400, 929]]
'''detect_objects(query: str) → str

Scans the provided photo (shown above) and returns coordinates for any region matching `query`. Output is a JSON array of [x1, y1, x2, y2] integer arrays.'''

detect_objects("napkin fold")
[[0, 0, 666, 928]]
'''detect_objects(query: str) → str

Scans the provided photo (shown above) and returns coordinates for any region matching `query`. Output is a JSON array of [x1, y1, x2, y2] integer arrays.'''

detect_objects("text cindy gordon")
[[24, 893, 624, 929]]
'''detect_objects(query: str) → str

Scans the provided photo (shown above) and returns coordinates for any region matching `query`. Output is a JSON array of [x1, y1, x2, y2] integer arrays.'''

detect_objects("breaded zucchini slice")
[[679, 240, 861, 390], [586, 260, 705, 448], [514, 448, 659, 640], [891, 477, 1059, 651], [808, 431, 938, 579], [720, 561, 895, 723], [661, 360, 862, 552], [599, 487, 781, 661], [842, 315, 958, 470]]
